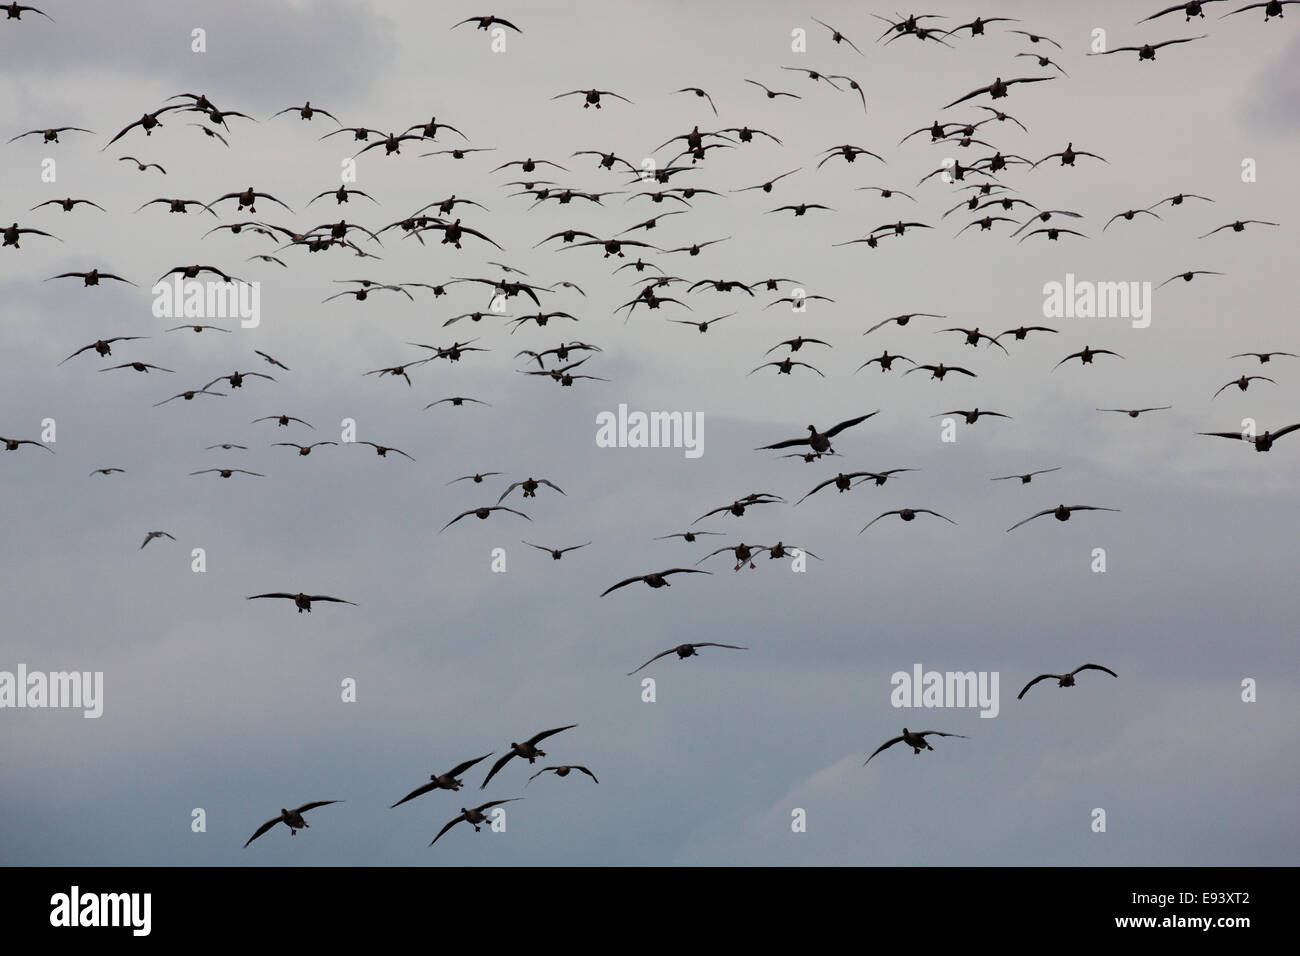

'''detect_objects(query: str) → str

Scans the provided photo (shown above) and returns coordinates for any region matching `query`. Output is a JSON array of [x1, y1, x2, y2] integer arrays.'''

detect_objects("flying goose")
[[1017, 226, 1088, 243], [101, 362, 173, 374], [1151, 192, 1214, 208], [363, 359, 434, 386], [856, 351, 916, 373], [937, 326, 1009, 353], [246, 592, 356, 613], [139, 531, 174, 548], [1090, 35, 1206, 60], [904, 363, 977, 381], [523, 541, 590, 560], [190, 468, 263, 478], [1014, 52, 1069, 76], [600, 568, 711, 596], [47, 268, 135, 287], [1196, 422, 1300, 451], [527, 765, 598, 785], [30, 197, 106, 213], [551, 89, 633, 109], [796, 472, 884, 504], [857, 186, 917, 202], [430, 800, 520, 846], [206, 443, 247, 450], [90, 468, 124, 476], [1018, 664, 1118, 699], [59, 336, 147, 364], [3, 3, 53, 20], [670, 313, 733, 333], [391, 753, 495, 807], [244, 801, 341, 847], [204, 186, 293, 215], [153, 388, 225, 406], [1006, 505, 1120, 532], [866, 729, 968, 764], [693, 493, 784, 524], [755, 413, 878, 456], [1230, 351, 1296, 364], [755, 542, 820, 561], [269, 101, 340, 123], [273, 442, 338, 456], [1054, 346, 1123, 369], [810, 16, 863, 52], [2, 222, 60, 247], [732, 168, 801, 193], [447, 472, 503, 485], [1008, 30, 1062, 47], [188, 123, 229, 146], [742, 79, 801, 101], [991, 467, 1062, 484], [994, 325, 1058, 343], [655, 531, 723, 543], [1010, 209, 1083, 236], [102, 105, 187, 149], [252, 414, 313, 429], [452, 14, 522, 32], [440, 506, 531, 532], [933, 409, 1012, 424], [1156, 270, 1223, 288], [860, 509, 957, 533], [253, 351, 289, 370], [1220, 1, 1299, 19], [497, 477, 564, 503], [1137, 2, 1226, 22], [627, 643, 747, 676], [481, 726, 577, 788], [697, 542, 761, 571], [942, 16, 1020, 36], [1097, 406, 1173, 417], [943, 76, 1056, 110], [1031, 142, 1108, 169], [1103, 207, 1162, 230], [673, 86, 718, 115], [118, 156, 166, 174], [863, 312, 945, 335], [355, 442, 414, 460], [426, 397, 492, 409], [853, 469, 917, 487], [203, 370, 275, 390], [136, 197, 217, 216], [749, 358, 825, 377], [1199, 219, 1279, 238]]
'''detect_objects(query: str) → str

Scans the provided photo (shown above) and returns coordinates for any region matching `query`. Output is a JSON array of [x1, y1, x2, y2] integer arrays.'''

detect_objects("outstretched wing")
[[1017, 674, 1057, 699], [865, 736, 904, 765]]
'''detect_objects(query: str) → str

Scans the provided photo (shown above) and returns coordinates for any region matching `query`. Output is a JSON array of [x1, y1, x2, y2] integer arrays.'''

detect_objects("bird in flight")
[[866, 729, 968, 764], [627, 642, 747, 675], [1018, 664, 1118, 699], [244, 801, 341, 847], [481, 725, 578, 788], [1007, 505, 1121, 532]]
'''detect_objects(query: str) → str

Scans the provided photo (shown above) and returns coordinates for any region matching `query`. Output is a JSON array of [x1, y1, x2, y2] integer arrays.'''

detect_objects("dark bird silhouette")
[[627, 643, 747, 675], [243, 802, 341, 847], [1018, 664, 1118, 699], [481, 726, 577, 788], [1007, 505, 1121, 532], [600, 569, 711, 596], [866, 729, 968, 764]]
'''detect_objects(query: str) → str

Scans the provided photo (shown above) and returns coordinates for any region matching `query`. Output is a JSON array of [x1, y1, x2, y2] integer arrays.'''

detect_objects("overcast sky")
[[2, 0, 1297, 866]]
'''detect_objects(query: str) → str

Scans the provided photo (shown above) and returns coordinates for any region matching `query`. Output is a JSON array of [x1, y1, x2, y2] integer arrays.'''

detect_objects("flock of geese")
[[4, 4, 1293, 857]]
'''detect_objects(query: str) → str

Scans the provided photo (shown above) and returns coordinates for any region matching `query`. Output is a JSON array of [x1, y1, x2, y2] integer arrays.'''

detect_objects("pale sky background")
[[2, 0, 1297, 865]]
